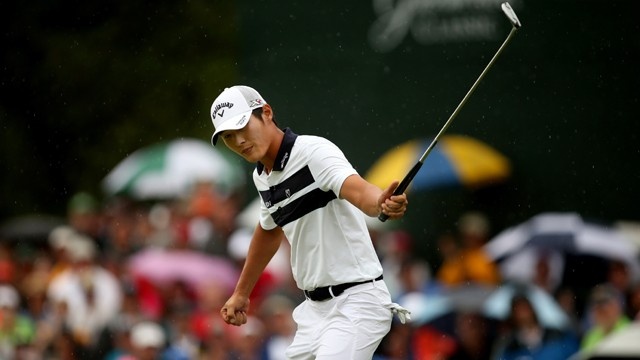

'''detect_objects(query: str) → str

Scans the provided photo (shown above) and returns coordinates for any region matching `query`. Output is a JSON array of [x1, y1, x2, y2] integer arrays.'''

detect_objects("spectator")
[[437, 212, 501, 287], [628, 281, 640, 320], [396, 257, 436, 299], [47, 226, 76, 281], [67, 192, 103, 247], [607, 260, 632, 297], [492, 294, 579, 360], [447, 312, 492, 360], [46, 233, 122, 358], [226, 227, 284, 309], [377, 230, 417, 300], [118, 321, 188, 360], [102, 198, 142, 259], [258, 294, 297, 360], [374, 322, 417, 360], [0, 244, 16, 286], [580, 283, 631, 352], [0, 285, 36, 359], [554, 286, 581, 335], [186, 181, 242, 256], [190, 281, 235, 357], [229, 316, 266, 360]]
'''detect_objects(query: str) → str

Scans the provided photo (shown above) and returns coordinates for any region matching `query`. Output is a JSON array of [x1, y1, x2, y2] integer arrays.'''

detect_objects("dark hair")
[[507, 294, 540, 327], [252, 106, 278, 126]]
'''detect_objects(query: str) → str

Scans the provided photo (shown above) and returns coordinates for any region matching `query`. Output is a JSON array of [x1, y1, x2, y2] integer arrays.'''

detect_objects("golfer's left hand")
[[379, 181, 408, 219]]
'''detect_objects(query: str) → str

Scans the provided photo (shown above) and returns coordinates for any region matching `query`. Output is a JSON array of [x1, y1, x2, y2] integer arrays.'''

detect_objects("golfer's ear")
[[261, 104, 274, 123]]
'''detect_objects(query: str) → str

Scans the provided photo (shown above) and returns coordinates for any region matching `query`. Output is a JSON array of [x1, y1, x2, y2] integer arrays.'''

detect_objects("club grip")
[[378, 161, 423, 222]]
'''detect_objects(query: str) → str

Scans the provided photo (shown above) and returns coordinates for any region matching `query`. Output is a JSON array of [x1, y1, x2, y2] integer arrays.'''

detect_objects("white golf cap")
[[210, 85, 267, 145]]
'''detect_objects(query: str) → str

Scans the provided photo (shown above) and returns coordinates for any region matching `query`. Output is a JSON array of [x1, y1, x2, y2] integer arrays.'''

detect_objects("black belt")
[[304, 275, 383, 302]]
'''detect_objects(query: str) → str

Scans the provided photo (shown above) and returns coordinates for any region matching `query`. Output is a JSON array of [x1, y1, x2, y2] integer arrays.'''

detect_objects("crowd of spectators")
[[0, 185, 639, 360]]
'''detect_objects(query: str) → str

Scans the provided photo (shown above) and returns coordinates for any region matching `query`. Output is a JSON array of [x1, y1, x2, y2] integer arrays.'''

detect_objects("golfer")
[[210, 85, 410, 359]]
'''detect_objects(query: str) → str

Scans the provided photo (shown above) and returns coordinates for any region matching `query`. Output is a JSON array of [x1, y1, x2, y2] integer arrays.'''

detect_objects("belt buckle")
[[305, 287, 331, 302], [304, 289, 313, 299]]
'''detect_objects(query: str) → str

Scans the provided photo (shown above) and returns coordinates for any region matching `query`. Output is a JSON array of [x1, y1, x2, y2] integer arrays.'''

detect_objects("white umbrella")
[[482, 282, 570, 330], [396, 291, 451, 326], [103, 138, 245, 200], [484, 212, 640, 284]]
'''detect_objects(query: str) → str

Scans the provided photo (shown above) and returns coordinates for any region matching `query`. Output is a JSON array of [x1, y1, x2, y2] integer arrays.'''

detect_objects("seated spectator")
[[580, 283, 631, 352]]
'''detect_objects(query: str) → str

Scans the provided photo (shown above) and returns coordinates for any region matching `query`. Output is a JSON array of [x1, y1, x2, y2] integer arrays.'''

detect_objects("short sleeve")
[[258, 193, 278, 230], [306, 138, 358, 196]]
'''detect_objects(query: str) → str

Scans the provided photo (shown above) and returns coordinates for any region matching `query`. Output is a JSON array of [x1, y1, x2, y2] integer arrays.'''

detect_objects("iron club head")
[[501, 2, 522, 29]]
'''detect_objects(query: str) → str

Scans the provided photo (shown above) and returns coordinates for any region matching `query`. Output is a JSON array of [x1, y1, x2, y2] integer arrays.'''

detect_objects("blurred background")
[[1, 0, 639, 359], [2, 0, 639, 242]]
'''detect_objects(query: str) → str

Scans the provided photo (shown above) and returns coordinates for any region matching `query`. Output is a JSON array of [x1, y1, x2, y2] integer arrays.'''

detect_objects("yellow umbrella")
[[365, 135, 511, 191]]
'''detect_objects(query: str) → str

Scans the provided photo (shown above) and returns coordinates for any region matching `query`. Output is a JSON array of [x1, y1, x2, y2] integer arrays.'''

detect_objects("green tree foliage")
[[1, 0, 237, 217]]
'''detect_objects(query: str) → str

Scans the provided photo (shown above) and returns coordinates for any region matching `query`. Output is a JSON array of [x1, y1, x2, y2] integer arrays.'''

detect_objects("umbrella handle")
[[378, 161, 423, 222]]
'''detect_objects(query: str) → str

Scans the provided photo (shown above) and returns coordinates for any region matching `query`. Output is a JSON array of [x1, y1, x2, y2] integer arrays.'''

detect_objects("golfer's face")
[[221, 116, 269, 163]]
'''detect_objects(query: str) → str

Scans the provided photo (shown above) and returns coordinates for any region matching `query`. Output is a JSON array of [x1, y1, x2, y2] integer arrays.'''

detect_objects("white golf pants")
[[285, 279, 393, 360]]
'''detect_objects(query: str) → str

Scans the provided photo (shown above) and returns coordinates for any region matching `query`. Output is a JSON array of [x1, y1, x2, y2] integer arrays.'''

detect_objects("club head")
[[501, 2, 522, 29]]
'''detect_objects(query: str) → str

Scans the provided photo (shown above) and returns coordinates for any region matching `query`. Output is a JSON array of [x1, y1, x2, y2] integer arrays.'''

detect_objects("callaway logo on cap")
[[210, 85, 267, 145]]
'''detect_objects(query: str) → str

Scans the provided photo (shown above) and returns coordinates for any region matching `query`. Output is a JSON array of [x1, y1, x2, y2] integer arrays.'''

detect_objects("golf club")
[[379, 2, 522, 222]]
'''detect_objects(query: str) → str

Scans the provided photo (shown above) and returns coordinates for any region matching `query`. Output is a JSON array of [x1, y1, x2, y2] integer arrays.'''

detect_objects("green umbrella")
[[102, 138, 245, 200]]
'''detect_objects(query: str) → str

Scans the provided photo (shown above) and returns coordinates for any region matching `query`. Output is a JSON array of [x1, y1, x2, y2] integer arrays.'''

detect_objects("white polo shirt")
[[254, 128, 383, 291]]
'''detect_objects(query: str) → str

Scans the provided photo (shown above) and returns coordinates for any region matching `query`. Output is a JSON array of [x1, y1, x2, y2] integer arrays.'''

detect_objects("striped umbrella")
[[365, 135, 511, 191]]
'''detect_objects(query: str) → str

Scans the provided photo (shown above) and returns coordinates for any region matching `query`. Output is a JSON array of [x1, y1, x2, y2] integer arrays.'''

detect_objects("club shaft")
[[378, 26, 519, 223], [418, 26, 519, 164]]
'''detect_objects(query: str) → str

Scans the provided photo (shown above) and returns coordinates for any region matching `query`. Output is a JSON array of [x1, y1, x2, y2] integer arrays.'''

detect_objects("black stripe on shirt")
[[259, 165, 315, 208], [270, 188, 337, 227]]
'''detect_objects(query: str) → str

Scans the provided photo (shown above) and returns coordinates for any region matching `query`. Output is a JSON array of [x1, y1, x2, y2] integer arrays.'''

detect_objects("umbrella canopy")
[[397, 284, 496, 326], [484, 212, 640, 286], [397, 283, 569, 330], [482, 282, 571, 330], [127, 248, 239, 293], [396, 291, 453, 326], [364, 135, 511, 191], [0, 214, 66, 244], [102, 138, 245, 200]]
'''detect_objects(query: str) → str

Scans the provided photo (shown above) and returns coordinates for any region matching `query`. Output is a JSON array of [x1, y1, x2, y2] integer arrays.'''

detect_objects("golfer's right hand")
[[221, 294, 250, 326]]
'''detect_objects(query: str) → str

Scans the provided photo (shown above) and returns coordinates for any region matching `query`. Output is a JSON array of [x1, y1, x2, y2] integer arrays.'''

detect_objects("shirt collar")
[[257, 128, 298, 175]]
